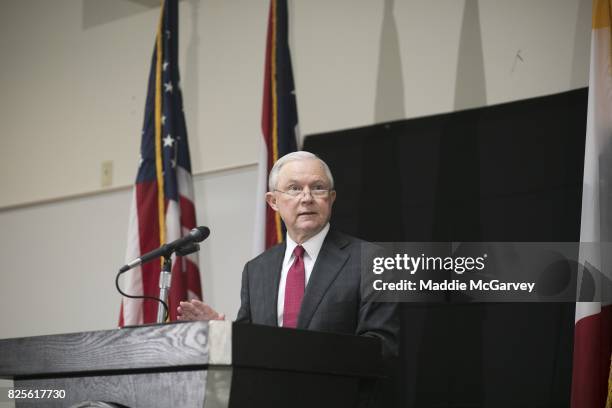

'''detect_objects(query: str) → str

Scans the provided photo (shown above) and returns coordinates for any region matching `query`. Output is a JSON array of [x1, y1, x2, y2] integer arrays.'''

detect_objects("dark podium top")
[[0, 321, 384, 408]]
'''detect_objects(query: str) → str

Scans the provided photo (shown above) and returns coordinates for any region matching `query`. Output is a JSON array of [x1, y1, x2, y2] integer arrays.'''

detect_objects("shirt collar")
[[285, 223, 330, 261]]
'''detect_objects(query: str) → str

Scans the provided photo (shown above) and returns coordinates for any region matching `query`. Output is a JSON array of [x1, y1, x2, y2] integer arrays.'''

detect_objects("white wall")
[[0, 0, 268, 208], [0, 164, 255, 339], [0, 0, 591, 342], [0, 0, 590, 208]]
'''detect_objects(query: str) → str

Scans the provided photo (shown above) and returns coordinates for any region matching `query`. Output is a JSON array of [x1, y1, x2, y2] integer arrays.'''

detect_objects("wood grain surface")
[[14, 370, 207, 408], [0, 321, 210, 378]]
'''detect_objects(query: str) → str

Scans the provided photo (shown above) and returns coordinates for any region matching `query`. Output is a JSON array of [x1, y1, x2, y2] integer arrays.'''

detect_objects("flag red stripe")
[[571, 304, 612, 408], [179, 195, 196, 231], [261, 1, 274, 149], [135, 181, 163, 323], [118, 302, 125, 327], [265, 206, 278, 248], [178, 193, 202, 303], [168, 259, 186, 321], [184, 259, 201, 298], [136, 182, 162, 254]]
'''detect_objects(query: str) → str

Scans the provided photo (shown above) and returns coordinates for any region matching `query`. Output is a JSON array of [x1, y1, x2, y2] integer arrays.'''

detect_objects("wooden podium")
[[0, 321, 384, 407]]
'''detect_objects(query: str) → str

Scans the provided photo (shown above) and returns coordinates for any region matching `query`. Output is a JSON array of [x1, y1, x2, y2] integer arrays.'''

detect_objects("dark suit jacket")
[[236, 229, 399, 357]]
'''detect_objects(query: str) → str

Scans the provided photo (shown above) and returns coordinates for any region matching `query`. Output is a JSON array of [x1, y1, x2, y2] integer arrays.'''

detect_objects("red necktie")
[[283, 245, 305, 328]]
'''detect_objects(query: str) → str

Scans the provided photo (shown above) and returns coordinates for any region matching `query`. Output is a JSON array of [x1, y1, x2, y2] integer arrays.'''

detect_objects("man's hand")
[[177, 299, 226, 321]]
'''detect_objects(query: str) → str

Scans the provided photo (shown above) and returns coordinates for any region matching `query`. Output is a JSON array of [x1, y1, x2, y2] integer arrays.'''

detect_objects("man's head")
[[266, 152, 336, 244]]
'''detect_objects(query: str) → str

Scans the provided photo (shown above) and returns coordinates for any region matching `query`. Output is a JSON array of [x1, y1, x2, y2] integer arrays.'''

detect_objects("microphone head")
[[189, 226, 210, 242]]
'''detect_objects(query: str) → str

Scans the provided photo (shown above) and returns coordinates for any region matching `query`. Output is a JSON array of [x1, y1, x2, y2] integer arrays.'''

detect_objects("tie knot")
[[293, 245, 305, 258]]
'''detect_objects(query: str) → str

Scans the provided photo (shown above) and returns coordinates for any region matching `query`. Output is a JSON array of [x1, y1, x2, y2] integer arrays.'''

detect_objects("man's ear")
[[329, 190, 337, 206], [265, 192, 279, 211]]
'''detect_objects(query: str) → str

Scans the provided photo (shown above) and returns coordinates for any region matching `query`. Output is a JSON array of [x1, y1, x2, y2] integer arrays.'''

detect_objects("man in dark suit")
[[178, 152, 398, 357]]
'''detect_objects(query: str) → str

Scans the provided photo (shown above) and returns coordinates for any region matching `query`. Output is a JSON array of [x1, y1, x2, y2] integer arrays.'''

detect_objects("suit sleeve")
[[235, 263, 252, 323], [357, 296, 399, 358], [355, 242, 399, 358]]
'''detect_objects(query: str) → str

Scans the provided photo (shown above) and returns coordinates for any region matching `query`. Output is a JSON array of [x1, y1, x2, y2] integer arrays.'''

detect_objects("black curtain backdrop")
[[303, 88, 588, 408]]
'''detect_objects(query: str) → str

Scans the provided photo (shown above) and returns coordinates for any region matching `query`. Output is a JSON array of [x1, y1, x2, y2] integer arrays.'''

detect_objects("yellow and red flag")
[[572, 1, 612, 407]]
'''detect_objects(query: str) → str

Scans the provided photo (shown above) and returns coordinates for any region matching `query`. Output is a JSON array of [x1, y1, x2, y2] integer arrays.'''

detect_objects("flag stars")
[[161, 115, 166, 126], [163, 134, 175, 148], [162, 61, 169, 71], [164, 82, 173, 93]]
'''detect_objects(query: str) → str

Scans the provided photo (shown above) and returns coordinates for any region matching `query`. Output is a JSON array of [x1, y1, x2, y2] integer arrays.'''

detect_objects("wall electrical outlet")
[[101, 160, 113, 187]]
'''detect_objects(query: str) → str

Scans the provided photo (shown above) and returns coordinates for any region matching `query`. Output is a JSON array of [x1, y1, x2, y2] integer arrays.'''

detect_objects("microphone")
[[119, 226, 210, 273]]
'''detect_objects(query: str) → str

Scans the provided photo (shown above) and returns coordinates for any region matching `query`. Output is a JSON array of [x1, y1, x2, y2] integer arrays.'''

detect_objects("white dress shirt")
[[277, 223, 330, 326]]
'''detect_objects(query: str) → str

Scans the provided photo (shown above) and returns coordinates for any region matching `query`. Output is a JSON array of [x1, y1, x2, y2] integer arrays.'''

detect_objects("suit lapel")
[[261, 243, 285, 327], [297, 231, 350, 329]]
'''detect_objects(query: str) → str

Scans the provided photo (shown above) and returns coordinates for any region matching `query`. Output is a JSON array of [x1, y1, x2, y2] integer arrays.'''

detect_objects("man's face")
[[266, 159, 336, 243]]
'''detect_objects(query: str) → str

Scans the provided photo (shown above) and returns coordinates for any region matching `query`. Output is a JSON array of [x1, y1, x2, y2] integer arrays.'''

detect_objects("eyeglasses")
[[274, 187, 332, 198]]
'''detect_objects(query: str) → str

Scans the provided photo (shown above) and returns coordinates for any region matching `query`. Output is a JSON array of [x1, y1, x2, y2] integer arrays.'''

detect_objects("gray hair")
[[268, 151, 335, 191]]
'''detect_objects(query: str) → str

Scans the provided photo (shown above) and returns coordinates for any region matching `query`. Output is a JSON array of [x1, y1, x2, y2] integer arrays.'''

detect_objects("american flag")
[[119, 0, 202, 326], [254, 0, 300, 254]]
